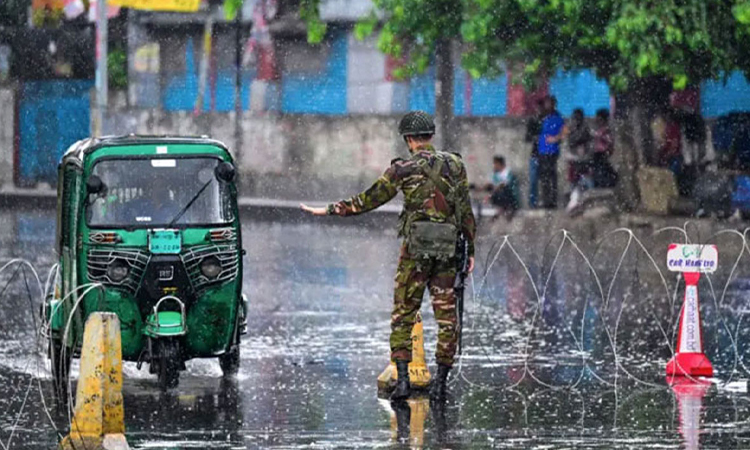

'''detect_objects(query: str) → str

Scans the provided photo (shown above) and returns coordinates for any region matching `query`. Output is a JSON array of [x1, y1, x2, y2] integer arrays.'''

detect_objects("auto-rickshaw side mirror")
[[215, 162, 236, 183], [86, 175, 105, 195]]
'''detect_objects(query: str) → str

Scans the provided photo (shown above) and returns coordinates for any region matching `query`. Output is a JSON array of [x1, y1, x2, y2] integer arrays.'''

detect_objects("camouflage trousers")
[[390, 245, 458, 367]]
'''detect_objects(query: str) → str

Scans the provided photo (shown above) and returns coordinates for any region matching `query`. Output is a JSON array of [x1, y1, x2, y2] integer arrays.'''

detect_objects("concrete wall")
[[101, 104, 531, 201], [0, 88, 14, 188]]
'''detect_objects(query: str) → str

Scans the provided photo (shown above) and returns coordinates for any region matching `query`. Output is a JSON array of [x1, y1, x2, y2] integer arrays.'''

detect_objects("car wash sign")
[[667, 244, 718, 273]]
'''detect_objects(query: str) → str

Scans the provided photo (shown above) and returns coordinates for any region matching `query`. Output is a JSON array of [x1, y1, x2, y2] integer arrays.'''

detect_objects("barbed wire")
[[1, 224, 750, 447]]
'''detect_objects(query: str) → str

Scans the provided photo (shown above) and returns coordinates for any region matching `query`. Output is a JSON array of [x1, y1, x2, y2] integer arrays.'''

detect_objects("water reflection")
[[125, 377, 245, 447], [671, 379, 711, 450], [375, 383, 742, 449], [384, 398, 434, 448]]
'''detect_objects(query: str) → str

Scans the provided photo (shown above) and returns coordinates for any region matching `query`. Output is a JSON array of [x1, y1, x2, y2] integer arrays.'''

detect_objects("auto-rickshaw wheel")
[[219, 345, 240, 376], [155, 339, 180, 390], [49, 338, 71, 400]]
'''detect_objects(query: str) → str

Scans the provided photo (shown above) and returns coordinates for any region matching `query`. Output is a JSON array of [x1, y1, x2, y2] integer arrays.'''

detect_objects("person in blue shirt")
[[537, 96, 566, 209]]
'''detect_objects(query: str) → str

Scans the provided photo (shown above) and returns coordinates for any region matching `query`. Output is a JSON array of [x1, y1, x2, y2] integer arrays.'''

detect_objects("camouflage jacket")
[[326, 144, 476, 256]]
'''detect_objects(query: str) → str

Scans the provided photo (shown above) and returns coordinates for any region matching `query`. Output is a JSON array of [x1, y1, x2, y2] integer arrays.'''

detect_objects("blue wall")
[[155, 31, 750, 118], [163, 37, 254, 112], [701, 72, 750, 118], [281, 30, 348, 115], [549, 69, 610, 116], [454, 72, 507, 116], [18, 80, 93, 187], [409, 66, 436, 114], [411, 68, 507, 116], [411, 68, 608, 117], [471, 76, 507, 116]]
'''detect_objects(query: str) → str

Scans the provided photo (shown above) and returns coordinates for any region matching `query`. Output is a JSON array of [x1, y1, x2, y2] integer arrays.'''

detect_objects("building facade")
[[128, 0, 750, 119]]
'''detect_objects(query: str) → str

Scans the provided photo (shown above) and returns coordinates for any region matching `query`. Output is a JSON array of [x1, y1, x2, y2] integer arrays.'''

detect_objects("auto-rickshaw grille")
[[87, 248, 150, 294], [182, 244, 239, 294]]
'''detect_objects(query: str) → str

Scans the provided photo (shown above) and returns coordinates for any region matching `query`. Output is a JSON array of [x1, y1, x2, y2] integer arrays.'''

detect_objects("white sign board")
[[667, 244, 718, 273], [679, 285, 702, 353]]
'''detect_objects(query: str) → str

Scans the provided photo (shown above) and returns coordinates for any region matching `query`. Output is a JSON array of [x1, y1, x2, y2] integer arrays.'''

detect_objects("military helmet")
[[398, 111, 436, 136]]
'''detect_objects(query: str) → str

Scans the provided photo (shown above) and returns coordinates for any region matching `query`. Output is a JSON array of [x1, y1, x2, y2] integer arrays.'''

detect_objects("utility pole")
[[435, 38, 455, 152], [233, 3, 243, 162], [94, 0, 108, 137]]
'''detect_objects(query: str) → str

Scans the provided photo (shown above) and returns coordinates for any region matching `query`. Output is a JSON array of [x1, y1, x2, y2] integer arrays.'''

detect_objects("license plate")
[[149, 230, 181, 254], [157, 266, 174, 281]]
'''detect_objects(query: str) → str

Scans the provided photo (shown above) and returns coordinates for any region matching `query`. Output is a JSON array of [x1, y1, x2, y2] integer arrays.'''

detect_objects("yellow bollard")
[[378, 312, 431, 395], [60, 312, 130, 450], [406, 398, 429, 447]]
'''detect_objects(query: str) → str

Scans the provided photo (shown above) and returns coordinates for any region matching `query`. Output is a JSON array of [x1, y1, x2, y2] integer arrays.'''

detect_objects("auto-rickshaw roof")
[[62, 135, 232, 164]]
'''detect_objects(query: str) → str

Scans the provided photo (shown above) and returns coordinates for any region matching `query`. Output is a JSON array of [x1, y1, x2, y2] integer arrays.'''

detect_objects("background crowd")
[[483, 95, 617, 219], [483, 97, 750, 221]]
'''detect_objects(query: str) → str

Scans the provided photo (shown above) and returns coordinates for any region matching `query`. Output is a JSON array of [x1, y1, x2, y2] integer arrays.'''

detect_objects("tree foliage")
[[108, 48, 128, 90], [0, 0, 28, 26], [224, 0, 243, 20], [303, 0, 750, 91]]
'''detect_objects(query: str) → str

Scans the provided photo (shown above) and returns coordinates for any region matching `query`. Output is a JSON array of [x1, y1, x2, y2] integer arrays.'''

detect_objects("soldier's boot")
[[430, 363, 451, 400], [390, 361, 411, 400]]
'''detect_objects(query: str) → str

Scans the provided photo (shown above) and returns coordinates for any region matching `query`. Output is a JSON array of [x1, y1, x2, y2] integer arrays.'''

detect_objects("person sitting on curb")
[[484, 155, 520, 221]]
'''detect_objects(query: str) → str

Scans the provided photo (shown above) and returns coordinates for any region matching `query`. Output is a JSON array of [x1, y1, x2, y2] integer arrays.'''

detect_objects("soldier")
[[301, 111, 476, 400]]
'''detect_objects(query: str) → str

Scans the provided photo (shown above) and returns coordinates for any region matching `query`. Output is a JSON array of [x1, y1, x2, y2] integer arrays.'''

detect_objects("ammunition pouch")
[[406, 221, 458, 259]]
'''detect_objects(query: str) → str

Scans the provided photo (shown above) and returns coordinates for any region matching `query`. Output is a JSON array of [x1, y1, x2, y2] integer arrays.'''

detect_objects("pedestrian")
[[651, 107, 668, 166], [486, 155, 520, 221], [300, 111, 476, 401], [657, 108, 685, 194], [525, 98, 545, 208], [657, 108, 683, 169], [537, 96, 565, 209], [681, 110, 707, 197], [565, 108, 592, 212], [591, 108, 617, 188]]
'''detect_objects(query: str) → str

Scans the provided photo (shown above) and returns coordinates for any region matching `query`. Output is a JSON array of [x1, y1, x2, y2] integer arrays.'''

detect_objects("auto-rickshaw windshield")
[[86, 157, 235, 227]]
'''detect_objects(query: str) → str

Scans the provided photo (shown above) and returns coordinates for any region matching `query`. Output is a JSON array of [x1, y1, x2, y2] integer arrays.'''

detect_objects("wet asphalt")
[[2, 207, 750, 449]]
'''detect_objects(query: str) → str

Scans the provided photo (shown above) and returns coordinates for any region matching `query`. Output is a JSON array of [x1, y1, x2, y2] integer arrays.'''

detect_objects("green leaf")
[[354, 12, 378, 41], [223, 0, 241, 21], [735, 3, 750, 24], [300, 0, 327, 44], [307, 20, 327, 44], [673, 74, 688, 90]]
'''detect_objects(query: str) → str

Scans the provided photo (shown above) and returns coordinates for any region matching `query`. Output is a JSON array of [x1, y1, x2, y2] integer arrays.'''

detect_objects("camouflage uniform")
[[327, 144, 476, 367]]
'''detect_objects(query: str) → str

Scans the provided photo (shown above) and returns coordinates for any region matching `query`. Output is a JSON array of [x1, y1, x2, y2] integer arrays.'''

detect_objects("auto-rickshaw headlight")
[[200, 256, 222, 279], [107, 259, 129, 282]]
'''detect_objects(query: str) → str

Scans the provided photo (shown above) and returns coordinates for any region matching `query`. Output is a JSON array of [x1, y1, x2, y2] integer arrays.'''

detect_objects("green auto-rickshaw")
[[44, 135, 246, 391]]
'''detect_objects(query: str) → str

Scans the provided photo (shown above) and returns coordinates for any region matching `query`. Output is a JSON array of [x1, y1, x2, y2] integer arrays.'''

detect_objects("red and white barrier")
[[665, 244, 717, 378]]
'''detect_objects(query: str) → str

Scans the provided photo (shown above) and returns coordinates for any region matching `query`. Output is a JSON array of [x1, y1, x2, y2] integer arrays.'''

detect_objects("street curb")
[[0, 189, 498, 219]]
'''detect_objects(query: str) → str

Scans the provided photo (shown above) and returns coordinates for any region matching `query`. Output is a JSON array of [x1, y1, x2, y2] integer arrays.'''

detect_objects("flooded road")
[[3, 207, 750, 448]]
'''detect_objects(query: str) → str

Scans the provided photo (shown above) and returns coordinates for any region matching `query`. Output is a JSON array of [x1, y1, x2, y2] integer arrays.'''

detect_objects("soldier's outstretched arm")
[[300, 204, 328, 216], [324, 166, 400, 216]]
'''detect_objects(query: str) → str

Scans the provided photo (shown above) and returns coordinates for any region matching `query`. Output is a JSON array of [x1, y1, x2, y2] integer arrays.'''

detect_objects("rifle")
[[455, 232, 469, 357]]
